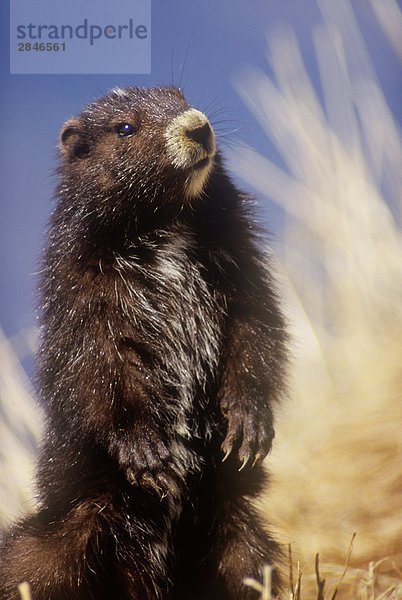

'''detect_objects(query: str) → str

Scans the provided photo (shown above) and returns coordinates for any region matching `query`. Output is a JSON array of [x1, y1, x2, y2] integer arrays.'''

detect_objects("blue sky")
[[0, 1, 401, 374]]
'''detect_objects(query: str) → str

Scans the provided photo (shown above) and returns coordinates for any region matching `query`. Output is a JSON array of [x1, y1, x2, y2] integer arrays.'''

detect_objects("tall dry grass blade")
[[244, 577, 264, 595], [294, 563, 303, 600], [369, 0, 402, 63], [330, 533, 356, 600], [18, 582, 32, 600], [244, 565, 273, 600], [315, 553, 326, 600], [367, 562, 377, 600], [289, 544, 295, 597], [262, 565, 273, 600], [317, 0, 378, 83]]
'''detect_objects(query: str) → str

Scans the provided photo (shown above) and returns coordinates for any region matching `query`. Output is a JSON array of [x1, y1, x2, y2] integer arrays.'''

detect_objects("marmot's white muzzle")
[[164, 109, 216, 198], [164, 109, 216, 171]]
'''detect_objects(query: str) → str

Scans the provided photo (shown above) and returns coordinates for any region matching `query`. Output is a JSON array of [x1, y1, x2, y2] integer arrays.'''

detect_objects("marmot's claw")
[[126, 468, 138, 485], [221, 445, 233, 463], [251, 451, 265, 468], [155, 472, 179, 497], [221, 400, 275, 471], [238, 453, 251, 472], [140, 472, 164, 495], [126, 468, 178, 499]]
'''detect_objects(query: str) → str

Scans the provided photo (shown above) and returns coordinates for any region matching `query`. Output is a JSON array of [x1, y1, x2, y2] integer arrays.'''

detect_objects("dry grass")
[[244, 549, 402, 599], [0, 327, 42, 526], [18, 581, 33, 600], [232, 0, 402, 597]]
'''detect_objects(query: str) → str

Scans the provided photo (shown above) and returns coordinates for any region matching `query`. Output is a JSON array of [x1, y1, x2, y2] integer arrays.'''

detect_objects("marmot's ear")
[[60, 118, 90, 159]]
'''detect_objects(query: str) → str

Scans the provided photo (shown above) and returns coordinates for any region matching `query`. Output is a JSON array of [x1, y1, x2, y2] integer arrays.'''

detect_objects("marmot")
[[0, 86, 288, 599]]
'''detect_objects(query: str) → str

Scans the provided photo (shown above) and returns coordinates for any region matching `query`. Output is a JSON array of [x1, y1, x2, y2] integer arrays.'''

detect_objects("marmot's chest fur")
[[0, 85, 288, 600]]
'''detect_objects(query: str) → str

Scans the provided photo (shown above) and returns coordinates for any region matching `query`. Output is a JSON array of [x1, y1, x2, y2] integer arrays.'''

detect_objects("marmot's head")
[[59, 87, 216, 228]]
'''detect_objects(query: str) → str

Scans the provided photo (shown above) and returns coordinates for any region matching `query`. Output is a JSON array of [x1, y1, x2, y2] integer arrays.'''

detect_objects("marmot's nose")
[[185, 122, 214, 153]]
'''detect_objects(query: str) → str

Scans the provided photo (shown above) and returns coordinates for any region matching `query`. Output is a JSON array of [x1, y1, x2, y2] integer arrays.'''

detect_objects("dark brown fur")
[[0, 86, 288, 599]]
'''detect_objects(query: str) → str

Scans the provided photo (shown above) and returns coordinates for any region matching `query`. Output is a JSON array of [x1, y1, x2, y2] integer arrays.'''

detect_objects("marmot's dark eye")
[[116, 123, 136, 137]]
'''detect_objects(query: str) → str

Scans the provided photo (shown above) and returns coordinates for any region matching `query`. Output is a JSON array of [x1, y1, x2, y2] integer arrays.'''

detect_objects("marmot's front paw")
[[126, 467, 178, 499], [220, 401, 274, 470], [115, 429, 178, 498]]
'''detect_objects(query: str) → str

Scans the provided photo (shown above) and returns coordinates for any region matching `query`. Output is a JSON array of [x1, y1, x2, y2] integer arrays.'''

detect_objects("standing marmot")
[[0, 86, 287, 599]]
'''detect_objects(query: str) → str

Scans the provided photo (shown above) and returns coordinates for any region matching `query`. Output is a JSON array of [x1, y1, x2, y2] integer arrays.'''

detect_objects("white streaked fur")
[[114, 224, 222, 463], [112, 86, 130, 98]]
